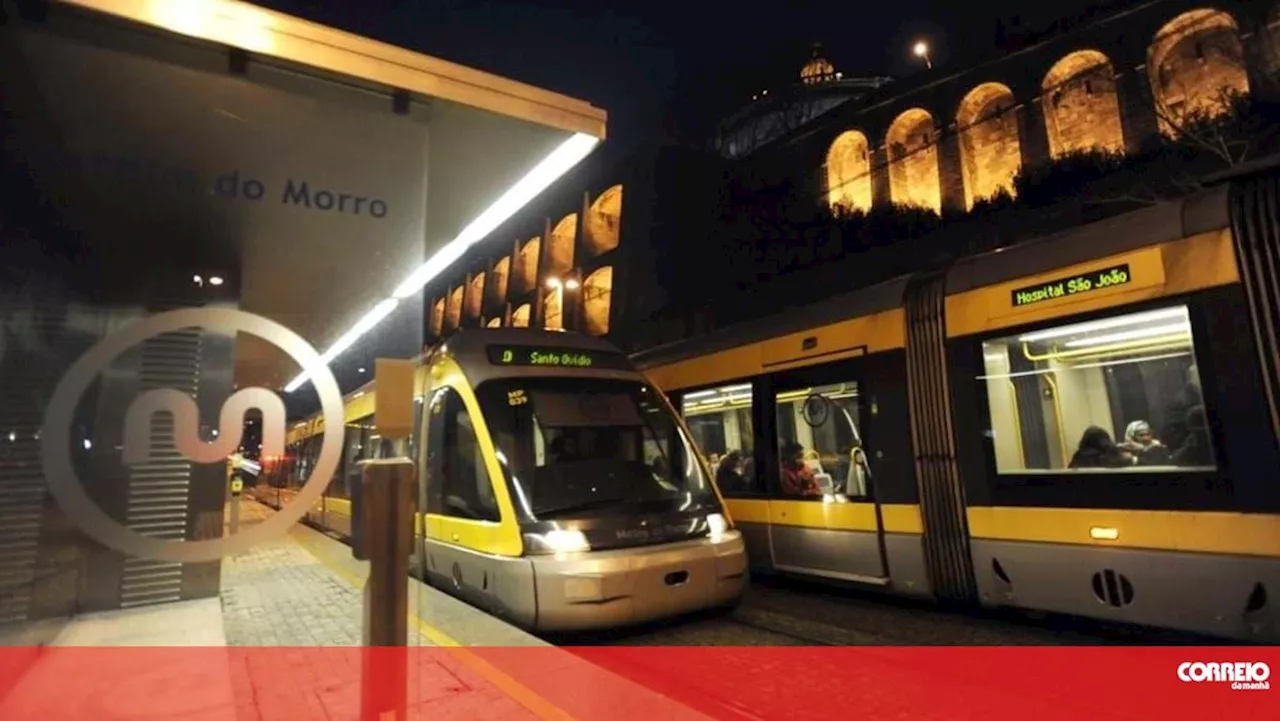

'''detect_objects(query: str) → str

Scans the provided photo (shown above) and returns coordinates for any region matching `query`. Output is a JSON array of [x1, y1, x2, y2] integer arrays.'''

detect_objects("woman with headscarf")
[[1117, 420, 1172, 465], [1069, 426, 1136, 469]]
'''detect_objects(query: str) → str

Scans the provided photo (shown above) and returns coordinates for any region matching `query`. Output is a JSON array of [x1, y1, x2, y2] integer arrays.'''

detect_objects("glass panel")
[[680, 383, 760, 495], [426, 388, 499, 521], [775, 382, 870, 499], [979, 305, 1216, 473]]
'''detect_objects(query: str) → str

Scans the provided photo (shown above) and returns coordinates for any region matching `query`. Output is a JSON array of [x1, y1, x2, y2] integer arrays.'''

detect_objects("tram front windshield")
[[475, 377, 718, 521]]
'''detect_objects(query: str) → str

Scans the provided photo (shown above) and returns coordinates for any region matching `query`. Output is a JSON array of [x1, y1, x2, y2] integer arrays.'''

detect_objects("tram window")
[[425, 388, 500, 522], [979, 305, 1217, 474], [680, 383, 760, 495], [475, 378, 719, 521], [774, 382, 870, 499]]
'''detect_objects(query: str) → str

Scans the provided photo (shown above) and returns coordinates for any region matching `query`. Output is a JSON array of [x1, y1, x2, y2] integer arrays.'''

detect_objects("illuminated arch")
[[885, 108, 941, 214], [583, 266, 613, 336], [515, 237, 540, 293], [445, 286, 463, 332], [511, 303, 531, 329], [465, 272, 485, 321], [547, 213, 576, 277], [584, 185, 623, 256], [825, 130, 872, 214], [956, 82, 1021, 209], [430, 297, 444, 337], [490, 256, 510, 305], [1148, 9, 1248, 135], [1042, 50, 1125, 157], [486, 317, 502, 328]]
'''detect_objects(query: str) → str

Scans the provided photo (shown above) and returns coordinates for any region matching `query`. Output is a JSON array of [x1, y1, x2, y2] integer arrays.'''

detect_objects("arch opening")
[[430, 297, 445, 337], [585, 186, 623, 256], [1041, 50, 1125, 157], [445, 286, 463, 333], [583, 266, 614, 336], [886, 108, 941, 214], [490, 256, 511, 306], [547, 213, 577, 277], [511, 303, 531, 329], [515, 237, 540, 294], [1148, 9, 1249, 136], [465, 272, 485, 322], [957, 82, 1021, 209], [825, 130, 873, 214]]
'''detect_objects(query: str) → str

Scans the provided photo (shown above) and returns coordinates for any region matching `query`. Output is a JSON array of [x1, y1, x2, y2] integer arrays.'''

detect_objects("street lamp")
[[913, 40, 932, 70]]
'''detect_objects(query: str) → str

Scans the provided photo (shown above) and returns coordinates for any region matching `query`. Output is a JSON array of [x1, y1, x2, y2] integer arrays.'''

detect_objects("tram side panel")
[[945, 231, 1280, 642], [668, 345, 932, 598]]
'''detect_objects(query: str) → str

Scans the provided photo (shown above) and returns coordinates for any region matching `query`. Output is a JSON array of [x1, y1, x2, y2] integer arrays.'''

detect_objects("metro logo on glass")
[[1011, 263, 1132, 307]]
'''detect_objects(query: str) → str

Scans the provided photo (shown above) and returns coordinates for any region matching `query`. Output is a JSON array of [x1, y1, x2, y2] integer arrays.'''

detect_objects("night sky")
[[257, 0, 1101, 156]]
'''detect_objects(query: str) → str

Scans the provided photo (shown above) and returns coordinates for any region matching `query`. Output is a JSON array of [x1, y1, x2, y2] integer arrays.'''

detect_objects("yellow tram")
[[631, 185, 1280, 642], [260, 330, 747, 632]]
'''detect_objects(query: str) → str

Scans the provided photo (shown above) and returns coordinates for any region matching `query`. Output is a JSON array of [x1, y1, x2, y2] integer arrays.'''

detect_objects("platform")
[[0, 500, 715, 721]]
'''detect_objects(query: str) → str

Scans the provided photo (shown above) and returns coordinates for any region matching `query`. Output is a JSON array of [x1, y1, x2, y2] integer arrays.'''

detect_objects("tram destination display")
[[1010, 263, 1132, 308], [486, 345, 632, 370]]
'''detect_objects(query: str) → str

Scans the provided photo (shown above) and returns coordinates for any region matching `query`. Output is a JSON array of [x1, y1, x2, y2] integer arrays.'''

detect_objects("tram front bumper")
[[531, 531, 748, 632]]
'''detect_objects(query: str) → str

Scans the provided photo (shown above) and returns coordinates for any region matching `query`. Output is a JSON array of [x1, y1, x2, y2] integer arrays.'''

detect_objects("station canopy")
[[8, 0, 606, 406]]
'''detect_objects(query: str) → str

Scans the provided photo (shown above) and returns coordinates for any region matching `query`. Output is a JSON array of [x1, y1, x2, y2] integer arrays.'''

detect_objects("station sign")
[[1010, 263, 1132, 308], [486, 345, 632, 370]]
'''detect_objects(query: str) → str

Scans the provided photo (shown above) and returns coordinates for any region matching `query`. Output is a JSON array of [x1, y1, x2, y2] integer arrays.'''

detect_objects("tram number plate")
[[1010, 263, 1132, 308]]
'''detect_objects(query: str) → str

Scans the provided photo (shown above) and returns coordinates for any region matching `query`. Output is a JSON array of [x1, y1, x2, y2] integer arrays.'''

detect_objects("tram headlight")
[[707, 513, 728, 541], [541, 529, 590, 554]]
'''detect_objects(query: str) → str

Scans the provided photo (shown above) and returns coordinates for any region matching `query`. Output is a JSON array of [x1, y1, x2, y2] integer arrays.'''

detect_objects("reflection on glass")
[[978, 305, 1215, 474], [775, 383, 870, 500], [476, 378, 717, 521]]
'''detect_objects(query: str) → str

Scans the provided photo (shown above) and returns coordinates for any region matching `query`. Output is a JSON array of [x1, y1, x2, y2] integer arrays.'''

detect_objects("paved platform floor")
[[0, 500, 714, 721]]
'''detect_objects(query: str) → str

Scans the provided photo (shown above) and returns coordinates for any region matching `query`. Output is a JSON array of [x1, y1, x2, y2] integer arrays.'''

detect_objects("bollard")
[[359, 458, 416, 721], [229, 476, 243, 534]]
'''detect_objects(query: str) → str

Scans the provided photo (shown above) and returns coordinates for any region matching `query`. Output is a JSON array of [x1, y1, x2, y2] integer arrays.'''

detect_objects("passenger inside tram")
[[1117, 420, 1172, 465], [779, 440, 822, 496], [716, 449, 746, 492], [1068, 426, 1136, 469]]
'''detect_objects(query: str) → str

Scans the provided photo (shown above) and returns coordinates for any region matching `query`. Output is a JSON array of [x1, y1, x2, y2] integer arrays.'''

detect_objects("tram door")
[[767, 377, 888, 583]]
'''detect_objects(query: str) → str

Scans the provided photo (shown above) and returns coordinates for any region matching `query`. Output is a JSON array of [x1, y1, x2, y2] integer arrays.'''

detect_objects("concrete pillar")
[[1017, 100, 1053, 171], [870, 147, 892, 209], [1116, 66, 1161, 154], [936, 128, 966, 215]]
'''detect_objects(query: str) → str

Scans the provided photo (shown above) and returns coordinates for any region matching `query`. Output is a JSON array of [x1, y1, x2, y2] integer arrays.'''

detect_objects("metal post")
[[359, 458, 416, 721]]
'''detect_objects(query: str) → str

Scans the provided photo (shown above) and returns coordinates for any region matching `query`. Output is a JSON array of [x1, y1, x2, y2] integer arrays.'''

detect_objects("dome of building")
[[800, 42, 836, 84]]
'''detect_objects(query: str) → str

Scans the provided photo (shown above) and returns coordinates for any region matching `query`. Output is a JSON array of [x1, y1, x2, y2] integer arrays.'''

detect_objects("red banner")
[[0, 647, 1274, 720]]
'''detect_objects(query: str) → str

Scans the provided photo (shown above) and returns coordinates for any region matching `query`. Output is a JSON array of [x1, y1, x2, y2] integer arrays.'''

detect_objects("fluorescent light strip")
[[1017, 307, 1187, 343], [1062, 324, 1189, 348], [284, 132, 600, 393]]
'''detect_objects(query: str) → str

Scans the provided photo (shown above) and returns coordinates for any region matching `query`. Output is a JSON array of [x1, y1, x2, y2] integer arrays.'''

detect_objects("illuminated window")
[[979, 305, 1215, 474], [774, 382, 870, 499], [681, 383, 759, 495]]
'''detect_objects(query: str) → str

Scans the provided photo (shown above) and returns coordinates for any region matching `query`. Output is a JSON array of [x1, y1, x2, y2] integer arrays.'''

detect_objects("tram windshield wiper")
[[532, 496, 633, 518]]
